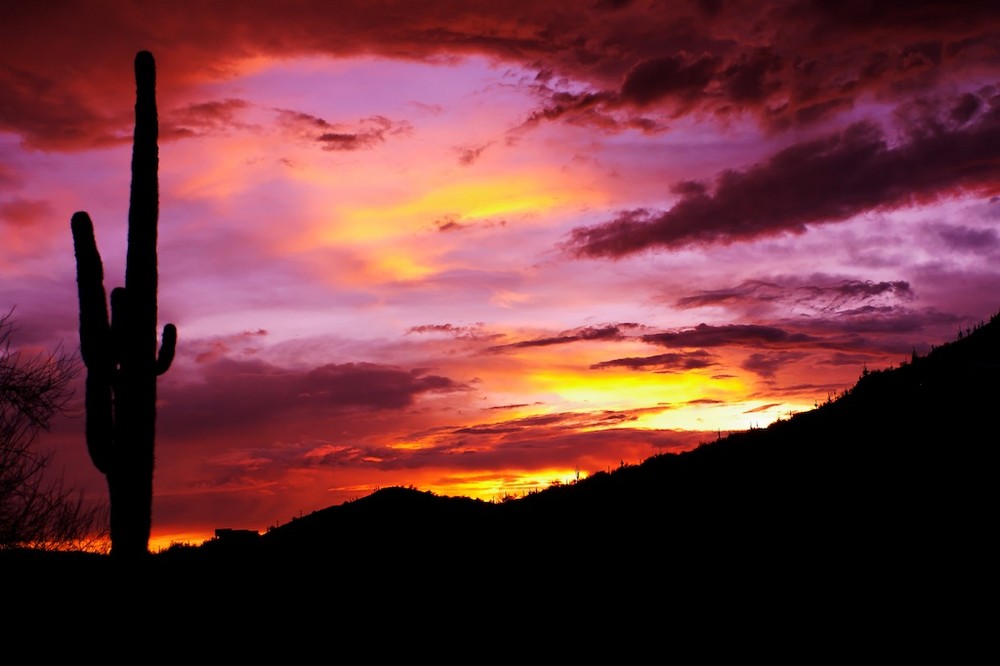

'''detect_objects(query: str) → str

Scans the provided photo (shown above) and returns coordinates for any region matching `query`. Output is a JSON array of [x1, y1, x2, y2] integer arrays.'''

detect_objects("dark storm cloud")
[[827, 280, 913, 301], [642, 323, 817, 348], [675, 277, 913, 312], [405, 323, 495, 340], [487, 323, 640, 351], [0, 58, 130, 150], [800, 307, 959, 336], [593, 0, 636, 10], [316, 116, 411, 151], [275, 109, 334, 130], [619, 53, 720, 107], [664, 278, 959, 360], [569, 102, 1000, 256], [720, 48, 783, 104], [453, 412, 578, 434], [741, 351, 809, 378], [164, 98, 252, 138], [690, 307, 960, 361], [803, 0, 997, 31], [950, 92, 982, 123], [274, 110, 412, 150], [485, 304, 949, 371], [621, 306, 960, 367], [2, 1, 998, 149], [515, 1, 1000, 132], [790, 97, 855, 126], [158, 357, 469, 439], [317, 132, 381, 151], [407, 323, 467, 335], [590, 350, 716, 371], [515, 91, 617, 129]]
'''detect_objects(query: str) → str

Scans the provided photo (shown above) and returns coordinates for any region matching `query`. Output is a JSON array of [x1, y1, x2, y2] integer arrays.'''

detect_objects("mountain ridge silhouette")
[[7, 310, 994, 650], [6, 310, 994, 609], [156, 308, 996, 582]]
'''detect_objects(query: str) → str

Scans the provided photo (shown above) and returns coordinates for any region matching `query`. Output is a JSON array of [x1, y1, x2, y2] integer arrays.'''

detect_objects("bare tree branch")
[[0, 309, 108, 551]]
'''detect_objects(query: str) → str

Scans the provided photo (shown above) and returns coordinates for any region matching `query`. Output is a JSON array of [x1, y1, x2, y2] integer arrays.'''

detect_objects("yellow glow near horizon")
[[418, 468, 588, 503], [307, 171, 600, 246], [529, 365, 743, 411], [388, 440, 431, 451], [150, 531, 219, 552], [369, 250, 436, 281]]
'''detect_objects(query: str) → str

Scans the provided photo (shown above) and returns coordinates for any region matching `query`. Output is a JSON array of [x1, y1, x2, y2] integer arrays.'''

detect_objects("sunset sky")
[[3, 1, 999, 550]]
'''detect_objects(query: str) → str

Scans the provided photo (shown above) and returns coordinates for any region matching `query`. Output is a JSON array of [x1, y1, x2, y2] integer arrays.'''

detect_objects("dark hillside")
[[8, 312, 995, 643], [166, 310, 997, 587], [10, 311, 994, 603]]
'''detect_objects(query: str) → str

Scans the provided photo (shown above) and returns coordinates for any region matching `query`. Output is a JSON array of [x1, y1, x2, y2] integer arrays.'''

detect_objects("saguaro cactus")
[[71, 51, 176, 558]]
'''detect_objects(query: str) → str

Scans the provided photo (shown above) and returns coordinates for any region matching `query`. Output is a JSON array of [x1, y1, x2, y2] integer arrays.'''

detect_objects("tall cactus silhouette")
[[71, 51, 176, 558]]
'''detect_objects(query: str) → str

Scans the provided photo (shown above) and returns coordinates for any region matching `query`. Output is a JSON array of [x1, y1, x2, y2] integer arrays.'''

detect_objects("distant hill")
[[167, 309, 996, 586], [9, 310, 995, 641]]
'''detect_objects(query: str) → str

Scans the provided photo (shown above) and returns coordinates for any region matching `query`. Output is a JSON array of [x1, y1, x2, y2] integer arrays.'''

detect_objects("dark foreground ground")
[[5, 314, 996, 653]]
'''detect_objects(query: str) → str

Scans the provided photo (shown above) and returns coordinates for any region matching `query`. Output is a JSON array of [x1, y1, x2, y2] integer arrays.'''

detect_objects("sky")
[[3, 0, 999, 550]]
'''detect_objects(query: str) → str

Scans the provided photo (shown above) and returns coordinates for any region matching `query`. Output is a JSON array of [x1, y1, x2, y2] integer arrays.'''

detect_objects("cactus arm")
[[70, 211, 114, 474], [156, 324, 177, 375], [70, 212, 110, 368]]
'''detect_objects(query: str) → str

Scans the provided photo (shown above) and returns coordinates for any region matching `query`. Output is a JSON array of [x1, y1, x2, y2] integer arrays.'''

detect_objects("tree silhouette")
[[71, 51, 176, 559], [0, 311, 106, 550]]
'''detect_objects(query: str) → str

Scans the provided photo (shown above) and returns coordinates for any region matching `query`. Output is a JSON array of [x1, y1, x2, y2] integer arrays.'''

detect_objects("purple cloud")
[[568, 100, 1000, 256]]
